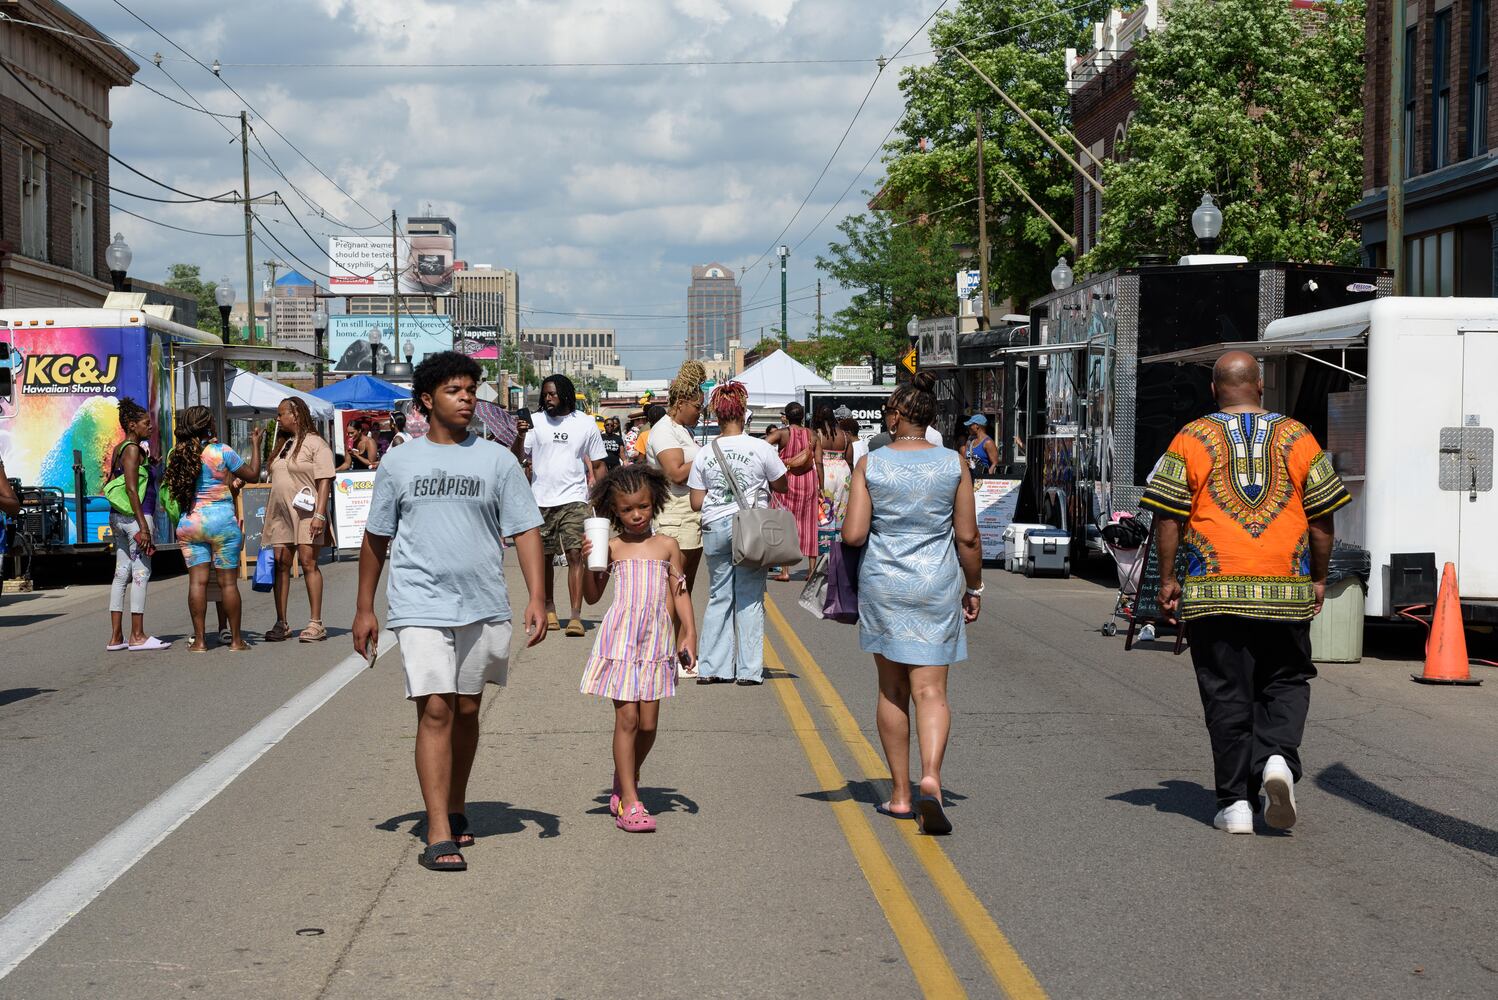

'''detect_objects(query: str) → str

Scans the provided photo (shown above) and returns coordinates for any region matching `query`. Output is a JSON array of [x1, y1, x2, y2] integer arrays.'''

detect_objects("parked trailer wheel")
[[1062, 559, 1071, 578], [1024, 559, 1035, 578]]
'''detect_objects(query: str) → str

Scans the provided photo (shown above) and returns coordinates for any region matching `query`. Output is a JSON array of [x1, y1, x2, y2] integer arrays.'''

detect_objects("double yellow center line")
[[763, 597, 1048, 1000]]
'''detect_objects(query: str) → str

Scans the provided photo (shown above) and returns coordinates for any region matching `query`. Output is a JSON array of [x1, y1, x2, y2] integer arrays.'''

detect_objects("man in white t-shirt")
[[523, 374, 607, 636]]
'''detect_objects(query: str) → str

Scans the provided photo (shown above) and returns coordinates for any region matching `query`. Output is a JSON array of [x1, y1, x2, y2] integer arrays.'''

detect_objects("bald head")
[[1212, 350, 1263, 407]]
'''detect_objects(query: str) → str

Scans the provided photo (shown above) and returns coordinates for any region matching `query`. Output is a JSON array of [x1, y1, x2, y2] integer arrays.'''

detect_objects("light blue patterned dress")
[[857, 446, 967, 666]]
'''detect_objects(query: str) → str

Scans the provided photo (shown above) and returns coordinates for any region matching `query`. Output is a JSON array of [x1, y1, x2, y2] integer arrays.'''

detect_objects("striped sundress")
[[579, 558, 679, 701]]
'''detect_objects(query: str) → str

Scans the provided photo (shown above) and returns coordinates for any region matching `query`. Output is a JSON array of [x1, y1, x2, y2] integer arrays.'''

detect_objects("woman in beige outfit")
[[263, 397, 335, 642]]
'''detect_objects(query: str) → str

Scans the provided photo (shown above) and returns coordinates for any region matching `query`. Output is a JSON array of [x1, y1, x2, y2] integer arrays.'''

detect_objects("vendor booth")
[[308, 373, 411, 410], [736, 350, 830, 413]]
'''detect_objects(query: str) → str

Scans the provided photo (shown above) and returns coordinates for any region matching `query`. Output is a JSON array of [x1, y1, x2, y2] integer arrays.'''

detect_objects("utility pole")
[[777, 245, 790, 350], [816, 278, 822, 338], [975, 110, 991, 330], [1388, 4, 1406, 294], [391, 210, 401, 366], [262, 258, 278, 373], [239, 112, 255, 345]]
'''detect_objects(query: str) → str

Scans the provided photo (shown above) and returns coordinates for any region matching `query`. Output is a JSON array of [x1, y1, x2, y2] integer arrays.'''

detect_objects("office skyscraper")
[[688, 264, 741, 359]]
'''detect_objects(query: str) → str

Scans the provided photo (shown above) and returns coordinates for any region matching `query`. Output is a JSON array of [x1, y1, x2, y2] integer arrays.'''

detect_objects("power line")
[[0, 58, 224, 202], [109, 0, 387, 228], [111, 203, 240, 238]]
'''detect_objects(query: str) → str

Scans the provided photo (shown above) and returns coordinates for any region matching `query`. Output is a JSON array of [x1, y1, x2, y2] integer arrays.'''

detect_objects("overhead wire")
[[109, 0, 388, 229], [111, 203, 240, 238]]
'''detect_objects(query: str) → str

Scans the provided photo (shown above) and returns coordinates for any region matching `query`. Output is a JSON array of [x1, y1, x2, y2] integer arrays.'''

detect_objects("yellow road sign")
[[901, 346, 918, 374]]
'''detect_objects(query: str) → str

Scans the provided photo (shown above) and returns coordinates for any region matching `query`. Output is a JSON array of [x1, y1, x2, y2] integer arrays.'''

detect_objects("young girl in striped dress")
[[580, 465, 697, 832]]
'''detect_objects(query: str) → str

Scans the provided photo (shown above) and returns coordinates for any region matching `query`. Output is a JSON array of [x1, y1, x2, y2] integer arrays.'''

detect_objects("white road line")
[[0, 631, 397, 980]]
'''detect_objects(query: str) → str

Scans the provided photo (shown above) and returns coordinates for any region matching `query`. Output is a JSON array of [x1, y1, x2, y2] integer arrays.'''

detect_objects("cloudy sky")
[[88, 0, 942, 377]]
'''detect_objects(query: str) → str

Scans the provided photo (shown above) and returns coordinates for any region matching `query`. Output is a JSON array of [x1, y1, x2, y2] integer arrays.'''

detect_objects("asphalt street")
[[1, 554, 1496, 998]]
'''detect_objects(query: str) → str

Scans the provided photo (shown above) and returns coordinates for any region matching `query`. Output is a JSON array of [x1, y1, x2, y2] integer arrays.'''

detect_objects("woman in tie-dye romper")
[[163, 406, 263, 652], [579, 464, 697, 833]]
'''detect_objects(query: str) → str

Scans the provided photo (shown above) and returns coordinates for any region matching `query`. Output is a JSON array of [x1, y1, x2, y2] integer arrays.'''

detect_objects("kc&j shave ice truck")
[[0, 296, 291, 558]]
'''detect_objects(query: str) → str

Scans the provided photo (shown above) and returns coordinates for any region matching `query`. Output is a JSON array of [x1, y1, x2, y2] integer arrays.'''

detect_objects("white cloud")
[[94, 0, 934, 373]]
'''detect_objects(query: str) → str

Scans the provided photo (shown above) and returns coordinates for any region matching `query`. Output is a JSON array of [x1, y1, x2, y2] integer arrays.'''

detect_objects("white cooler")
[[1003, 523, 1050, 572], [1024, 528, 1072, 578]]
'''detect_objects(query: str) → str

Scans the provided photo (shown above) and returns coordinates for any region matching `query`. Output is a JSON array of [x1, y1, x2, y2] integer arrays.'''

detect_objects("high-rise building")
[[520, 328, 625, 381], [267, 270, 326, 366], [452, 265, 519, 345], [688, 264, 741, 359]]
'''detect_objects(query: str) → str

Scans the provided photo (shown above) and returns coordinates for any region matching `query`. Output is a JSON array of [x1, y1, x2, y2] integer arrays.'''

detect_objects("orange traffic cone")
[[1411, 562, 1481, 685]]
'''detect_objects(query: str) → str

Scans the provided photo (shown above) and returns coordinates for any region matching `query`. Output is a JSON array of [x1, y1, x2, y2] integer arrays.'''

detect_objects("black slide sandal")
[[418, 840, 467, 872], [915, 795, 953, 835]]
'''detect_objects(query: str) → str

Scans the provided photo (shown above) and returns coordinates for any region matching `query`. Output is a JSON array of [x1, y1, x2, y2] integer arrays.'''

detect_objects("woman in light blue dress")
[[843, 373, 983, 835]]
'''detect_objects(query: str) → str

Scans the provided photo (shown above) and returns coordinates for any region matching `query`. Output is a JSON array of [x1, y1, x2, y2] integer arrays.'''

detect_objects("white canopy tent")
[[224, 366, 336, 421], [735, 350, 831, 410]]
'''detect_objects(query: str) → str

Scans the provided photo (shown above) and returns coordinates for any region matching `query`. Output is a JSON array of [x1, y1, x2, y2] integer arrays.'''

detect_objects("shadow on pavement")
[[800, 779, 968, 809], [1106, 780, 1217, 827], [585, 786, 700, 818], [0, 613, 64, 628], [378, 801, 563, 841], [0, 686, 57, 707], [1315, 762, 1498, 858]]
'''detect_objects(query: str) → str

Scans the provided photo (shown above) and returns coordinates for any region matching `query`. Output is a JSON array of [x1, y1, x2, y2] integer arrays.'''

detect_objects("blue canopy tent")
[[308, 374, 411, 410]]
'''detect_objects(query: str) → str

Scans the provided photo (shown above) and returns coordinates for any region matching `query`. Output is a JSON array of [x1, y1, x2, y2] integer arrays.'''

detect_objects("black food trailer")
[[1015, 261, 1392, 559]]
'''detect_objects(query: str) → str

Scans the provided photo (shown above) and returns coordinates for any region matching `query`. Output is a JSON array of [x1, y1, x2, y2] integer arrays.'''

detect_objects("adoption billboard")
[[328, 236, 455, 296], [329, 315, 454, 373]]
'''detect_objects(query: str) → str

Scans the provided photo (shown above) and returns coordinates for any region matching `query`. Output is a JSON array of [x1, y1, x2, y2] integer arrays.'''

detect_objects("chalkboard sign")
[[1128, 511, 1191, 651], [237, 484, 273, 579]]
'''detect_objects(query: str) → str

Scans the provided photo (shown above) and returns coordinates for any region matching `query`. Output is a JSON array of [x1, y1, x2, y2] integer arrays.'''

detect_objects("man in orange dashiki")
[[1141, 351, 1350, 836]]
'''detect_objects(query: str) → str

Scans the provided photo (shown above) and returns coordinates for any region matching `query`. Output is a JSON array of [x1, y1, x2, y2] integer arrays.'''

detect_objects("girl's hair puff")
[[589, 463, 670, 530], [708, 380, 748, 425]]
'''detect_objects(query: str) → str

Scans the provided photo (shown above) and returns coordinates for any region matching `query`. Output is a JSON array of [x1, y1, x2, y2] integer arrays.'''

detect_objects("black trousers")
[[1188, 616, 1317, 809]]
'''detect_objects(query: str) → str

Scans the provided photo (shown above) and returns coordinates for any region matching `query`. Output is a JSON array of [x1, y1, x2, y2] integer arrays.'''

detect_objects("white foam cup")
[[584, 517, 611, 570]]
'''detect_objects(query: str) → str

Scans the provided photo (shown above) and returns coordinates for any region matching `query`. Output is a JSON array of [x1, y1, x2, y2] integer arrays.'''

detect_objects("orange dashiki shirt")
[[1140, 411, 1351, 622]]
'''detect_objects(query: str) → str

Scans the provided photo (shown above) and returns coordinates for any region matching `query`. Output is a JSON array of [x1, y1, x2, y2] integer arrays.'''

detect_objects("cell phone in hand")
[[678, 649, 693, 667], [365, 637, 379, 668]]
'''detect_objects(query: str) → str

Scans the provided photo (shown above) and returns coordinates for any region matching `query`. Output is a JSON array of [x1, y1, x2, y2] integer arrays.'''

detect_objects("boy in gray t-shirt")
[[354, 352, 547, 873]]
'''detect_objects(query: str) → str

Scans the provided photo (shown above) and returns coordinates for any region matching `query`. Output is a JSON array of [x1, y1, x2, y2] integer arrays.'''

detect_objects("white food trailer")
[[1146, 297, 1497, 622]]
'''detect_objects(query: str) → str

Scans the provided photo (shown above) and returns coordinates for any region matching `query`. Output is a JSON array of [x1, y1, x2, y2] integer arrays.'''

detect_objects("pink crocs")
[[614, 801, 656, 832]]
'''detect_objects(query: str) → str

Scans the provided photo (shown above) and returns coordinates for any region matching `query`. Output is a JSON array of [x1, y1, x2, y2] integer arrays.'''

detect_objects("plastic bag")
[[252, 544, 276, 592], [1326, 543, 1371, 586], [798, 553, 829, 620]]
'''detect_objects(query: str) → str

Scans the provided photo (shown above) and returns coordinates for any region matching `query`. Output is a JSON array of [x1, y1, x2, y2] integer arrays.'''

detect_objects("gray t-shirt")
[[365, 435, 543, 628]]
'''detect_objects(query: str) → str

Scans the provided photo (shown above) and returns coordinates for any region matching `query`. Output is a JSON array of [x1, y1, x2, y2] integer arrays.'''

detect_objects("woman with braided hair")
[[646, 359, 706, 593], [165, 405, 263, 651], [687, 381, 788, 685]]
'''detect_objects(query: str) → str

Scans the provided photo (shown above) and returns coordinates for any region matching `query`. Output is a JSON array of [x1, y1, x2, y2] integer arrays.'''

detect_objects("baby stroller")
[[1100, 512, 1149, 637]]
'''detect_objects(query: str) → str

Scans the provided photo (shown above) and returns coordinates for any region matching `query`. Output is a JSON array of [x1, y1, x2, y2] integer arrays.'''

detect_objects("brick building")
[[0, 1, 136, 307], [1065, 5, 1158, 255], [1349, 0, 1496, 295]]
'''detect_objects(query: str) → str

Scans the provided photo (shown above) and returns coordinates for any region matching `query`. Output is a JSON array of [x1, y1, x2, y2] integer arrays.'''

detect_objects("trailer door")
[[1456, 331, 1498, 596]]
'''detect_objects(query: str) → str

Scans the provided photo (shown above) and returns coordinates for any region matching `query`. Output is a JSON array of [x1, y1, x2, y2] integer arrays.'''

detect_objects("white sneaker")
[[1261, 755, 1298, 830], [1213, 800, 1253, 834]]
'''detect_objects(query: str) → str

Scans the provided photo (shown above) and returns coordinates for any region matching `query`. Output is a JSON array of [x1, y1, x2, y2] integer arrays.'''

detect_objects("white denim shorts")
[[393, 618, 512, 699]]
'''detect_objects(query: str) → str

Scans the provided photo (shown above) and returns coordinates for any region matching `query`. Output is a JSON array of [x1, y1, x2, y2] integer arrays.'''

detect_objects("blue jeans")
[[699, 517, 767, 682]]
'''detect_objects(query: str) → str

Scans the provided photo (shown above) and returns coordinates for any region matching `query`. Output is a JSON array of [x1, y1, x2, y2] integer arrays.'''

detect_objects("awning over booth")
[[225, 366, 335, 420], [308, 373, 412, 409], [176, 343, 330, 366], [735, 350, 830, 408], [1141, 302, 1372, 365]]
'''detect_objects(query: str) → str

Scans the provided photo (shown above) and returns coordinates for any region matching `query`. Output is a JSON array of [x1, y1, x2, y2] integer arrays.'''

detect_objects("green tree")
[[880, 1, 1105, 309], [814, 210, 963, 377], [1084, 0, 1365, 270], [165, 264, 243, 340]]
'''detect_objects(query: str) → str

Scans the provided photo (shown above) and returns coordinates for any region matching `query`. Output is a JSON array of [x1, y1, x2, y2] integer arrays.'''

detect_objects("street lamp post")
[[777, 244, 789, 350], [312, 306, 329, 389], [105, 233, 132, 293], [215, 277, 235, 343], [1191, 194, 1223, 254], [368, 327, 383, 377]]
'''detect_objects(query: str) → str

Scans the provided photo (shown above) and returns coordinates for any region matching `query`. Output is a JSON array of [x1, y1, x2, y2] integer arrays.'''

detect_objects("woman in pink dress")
[[766, 401, 817, 581]]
